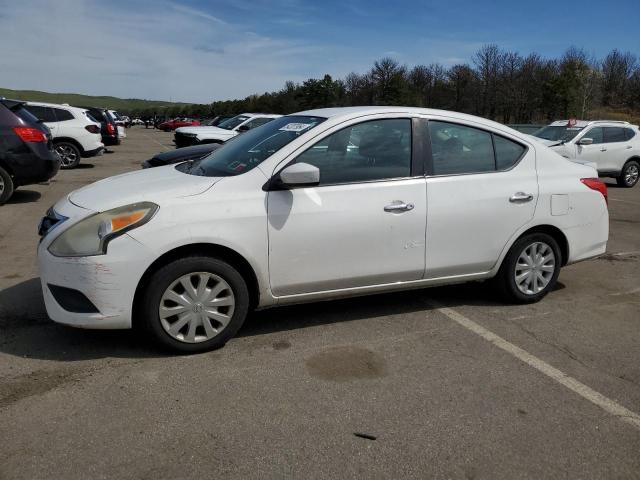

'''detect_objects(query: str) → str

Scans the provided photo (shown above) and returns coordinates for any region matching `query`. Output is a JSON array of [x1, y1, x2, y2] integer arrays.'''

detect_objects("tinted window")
[[244, 117, 274, 129], [430, 121, 494, 175], [494, 135, 526, 170], [26, 105, 57, 122], [624, 128, 636, 141], [12, 106, 41, 126], [54, 108, 74, 121], [583, 127, 603, 144], [604, 127, 626, 143], [292, 119, 411, 185]]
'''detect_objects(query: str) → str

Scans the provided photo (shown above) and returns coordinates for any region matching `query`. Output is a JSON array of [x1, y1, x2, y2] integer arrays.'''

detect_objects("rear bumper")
[[102, 134, 120, 146], [8, 149, 60, 187], [82, 146, 105, 158]]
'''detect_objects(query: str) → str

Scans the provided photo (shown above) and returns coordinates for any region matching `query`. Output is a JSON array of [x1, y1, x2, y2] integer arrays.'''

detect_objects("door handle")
[[600, 148, 607, 152], [509, 192, 534, 203], [627, 145, 633, 149], [384, 202, 414, 212]]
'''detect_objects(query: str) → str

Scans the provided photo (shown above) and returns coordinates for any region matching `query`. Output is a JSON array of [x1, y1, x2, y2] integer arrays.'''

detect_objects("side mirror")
[[237, 124, 250, 132], [578, 137, 593, 145], [278, 162, 320, 187]]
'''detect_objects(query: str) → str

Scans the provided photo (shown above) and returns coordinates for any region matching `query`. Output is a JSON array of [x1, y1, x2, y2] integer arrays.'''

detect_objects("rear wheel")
[[0, 166, 15, 205], [141, 256, 250, 353], [617, 160, 639, 188], [495, 233, 561, 303], [54, 141, 81, 169]]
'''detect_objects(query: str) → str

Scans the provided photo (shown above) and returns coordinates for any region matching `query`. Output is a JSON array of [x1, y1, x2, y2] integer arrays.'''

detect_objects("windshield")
[[533, 125, 583, 142], [177, 115, 326, 177], [217, 115, 250, 130]]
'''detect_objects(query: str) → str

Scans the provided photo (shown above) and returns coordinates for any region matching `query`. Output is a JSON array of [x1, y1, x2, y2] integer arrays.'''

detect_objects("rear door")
[[602, 127, 631, 172], [424, 119, 537, 278]]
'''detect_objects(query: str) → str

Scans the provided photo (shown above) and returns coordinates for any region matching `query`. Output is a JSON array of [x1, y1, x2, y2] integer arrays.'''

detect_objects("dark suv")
[[82, 106, 120, 146], [0, 99, 60, 204]]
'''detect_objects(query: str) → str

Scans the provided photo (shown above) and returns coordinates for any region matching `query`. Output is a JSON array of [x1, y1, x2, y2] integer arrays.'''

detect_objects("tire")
[[616, 160, 639, 188], [494, 233, 561, 304], [54, 141, 81, 169], [140, 256, 250, 353], [0, 166, 15, 205]]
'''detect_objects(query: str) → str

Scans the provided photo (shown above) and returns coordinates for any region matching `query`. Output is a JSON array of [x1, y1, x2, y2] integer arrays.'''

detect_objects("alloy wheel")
[[159, 272, 235, 343], [0, 175, 4, 195], [625, 164, 639, 186], [55, 144, 78, 167], [514, 241, 556, 295]]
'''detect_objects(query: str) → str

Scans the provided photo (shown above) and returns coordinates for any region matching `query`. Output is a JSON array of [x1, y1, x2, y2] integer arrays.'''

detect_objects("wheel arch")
[[53, 137, 84, 154], [511, 224, 569, 267], [131, 242, 261, 329]]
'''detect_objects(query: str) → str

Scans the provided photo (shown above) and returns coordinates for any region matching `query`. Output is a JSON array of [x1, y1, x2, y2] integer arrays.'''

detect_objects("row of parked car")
[[0, 98, 130, 204]]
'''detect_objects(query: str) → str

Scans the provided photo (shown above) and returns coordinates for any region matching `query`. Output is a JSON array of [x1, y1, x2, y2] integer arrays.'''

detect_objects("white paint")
[[436, 305, 640, 431]]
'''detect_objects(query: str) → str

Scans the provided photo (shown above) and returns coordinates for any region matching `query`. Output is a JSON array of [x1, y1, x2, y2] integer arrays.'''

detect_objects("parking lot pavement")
[[0, 128, 638, 479]]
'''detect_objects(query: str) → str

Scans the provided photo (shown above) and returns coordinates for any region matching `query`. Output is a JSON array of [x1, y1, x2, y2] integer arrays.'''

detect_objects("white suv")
[[533, 120, 640, 187], [174, 113, 281, 148], [24, 102, 104, 168]]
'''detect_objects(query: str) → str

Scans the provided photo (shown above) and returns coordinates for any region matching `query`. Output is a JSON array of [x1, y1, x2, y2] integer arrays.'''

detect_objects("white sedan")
[[38, 107, 609, 353]]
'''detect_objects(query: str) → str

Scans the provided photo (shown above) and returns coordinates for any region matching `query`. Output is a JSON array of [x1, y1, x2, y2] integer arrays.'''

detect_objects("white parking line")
[[141, 132, 171, 151], [435, 306, 640, 431]]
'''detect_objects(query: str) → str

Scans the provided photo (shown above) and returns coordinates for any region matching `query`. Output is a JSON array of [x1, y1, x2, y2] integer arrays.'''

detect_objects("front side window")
[[604, 127, 626, 143], [430, 121, 494, 175], [583, 127, 604, 144], [26, 105, 57, 122], [178, 115, 326, 177], [292, 118, 412, 185]]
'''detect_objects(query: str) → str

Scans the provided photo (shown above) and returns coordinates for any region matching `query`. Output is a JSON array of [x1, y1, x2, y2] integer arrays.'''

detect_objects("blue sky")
[[0, 0, 638, 103]]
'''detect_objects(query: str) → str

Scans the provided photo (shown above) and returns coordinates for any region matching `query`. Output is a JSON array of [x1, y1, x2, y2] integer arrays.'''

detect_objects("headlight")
[[48, 202, 158, 257]]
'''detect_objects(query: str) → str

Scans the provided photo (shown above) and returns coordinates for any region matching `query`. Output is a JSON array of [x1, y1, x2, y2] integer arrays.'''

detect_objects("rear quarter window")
[[54, 109, 74, 121], [494, 135, 526, 170]]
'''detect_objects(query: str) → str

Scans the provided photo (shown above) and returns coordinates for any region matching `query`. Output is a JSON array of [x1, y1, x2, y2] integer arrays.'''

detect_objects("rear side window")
[[624, 128, 636, 141], [293, 118, 412, 185], [494, 135, 526, 170], [429, 121, 526, 175], [54, 108, 74, 121], [26, 105, 57, 122], [604, 127, 626, 143], [429, 122, 494, 175]]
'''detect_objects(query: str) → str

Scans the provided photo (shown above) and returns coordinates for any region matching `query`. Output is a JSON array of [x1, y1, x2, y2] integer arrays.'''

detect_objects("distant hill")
[[0, 87, 192, 114]]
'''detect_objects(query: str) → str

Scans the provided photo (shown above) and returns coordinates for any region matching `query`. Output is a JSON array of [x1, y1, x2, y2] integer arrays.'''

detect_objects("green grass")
[[0, 87, 190, 114]]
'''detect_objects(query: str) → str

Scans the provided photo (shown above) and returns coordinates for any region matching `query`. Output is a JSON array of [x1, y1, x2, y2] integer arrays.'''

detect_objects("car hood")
[[69, 164, 220, 211], [176, 126, 236, 136]]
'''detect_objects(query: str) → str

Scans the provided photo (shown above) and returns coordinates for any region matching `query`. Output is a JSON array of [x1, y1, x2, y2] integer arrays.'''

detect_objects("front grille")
[[174, 132, 197, 148], [38, 207, 68, 238]]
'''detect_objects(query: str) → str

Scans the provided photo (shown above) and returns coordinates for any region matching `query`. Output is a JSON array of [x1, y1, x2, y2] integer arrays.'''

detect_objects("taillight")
[[13, 127, 47, 143], [85, 125, 100, 134], [106, 123, 115, 135], [581, 178, 608, 205]]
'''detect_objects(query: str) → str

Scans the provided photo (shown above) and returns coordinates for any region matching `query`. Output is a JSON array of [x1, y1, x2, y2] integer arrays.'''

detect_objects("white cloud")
[[0, 0, 325, 102]]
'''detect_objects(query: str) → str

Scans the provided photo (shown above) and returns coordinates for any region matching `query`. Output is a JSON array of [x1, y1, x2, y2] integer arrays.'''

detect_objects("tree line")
[[131, 45, 640, 124]]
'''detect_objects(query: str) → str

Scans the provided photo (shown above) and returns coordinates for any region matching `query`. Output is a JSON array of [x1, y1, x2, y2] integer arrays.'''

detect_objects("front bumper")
[[38, 233, 154, 329]]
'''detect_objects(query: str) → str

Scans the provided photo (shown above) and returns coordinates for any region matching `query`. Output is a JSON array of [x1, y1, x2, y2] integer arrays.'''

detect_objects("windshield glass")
[[217, 115, 250, 130], [177, 115, 326, 177], [533, 125, 583, 142]]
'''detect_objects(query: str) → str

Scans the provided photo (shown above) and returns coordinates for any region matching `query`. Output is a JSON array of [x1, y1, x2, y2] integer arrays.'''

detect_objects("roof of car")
[[26, 101, 89, 113], [548, 119, 631, 127]]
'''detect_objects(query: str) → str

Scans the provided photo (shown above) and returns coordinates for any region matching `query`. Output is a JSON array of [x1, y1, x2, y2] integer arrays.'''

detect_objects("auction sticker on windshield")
[[279, 123, 313, 132]]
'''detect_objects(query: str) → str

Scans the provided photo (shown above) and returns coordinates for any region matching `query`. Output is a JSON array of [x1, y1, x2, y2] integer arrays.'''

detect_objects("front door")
[[575, 126, 604, 168], [267, 118, 427, 296]]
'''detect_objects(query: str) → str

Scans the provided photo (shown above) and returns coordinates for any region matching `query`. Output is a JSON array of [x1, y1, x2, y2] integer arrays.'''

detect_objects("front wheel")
[[141, 256, 250, 353], [495, 233, 561, 304], [617, 160, 639, 188], [54, 141, 81, 169]]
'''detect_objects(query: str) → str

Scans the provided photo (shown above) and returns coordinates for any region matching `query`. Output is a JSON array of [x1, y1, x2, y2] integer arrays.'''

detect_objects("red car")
[[158, 118, 200, 131]]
